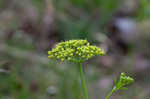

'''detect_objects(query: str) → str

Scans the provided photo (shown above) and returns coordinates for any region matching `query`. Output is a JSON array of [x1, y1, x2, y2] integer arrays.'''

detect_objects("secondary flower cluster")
[[112, 73, 134, 92], [105, 73, 134, 99], [48, 40, 104, 63], [119, 72, 134, 86]]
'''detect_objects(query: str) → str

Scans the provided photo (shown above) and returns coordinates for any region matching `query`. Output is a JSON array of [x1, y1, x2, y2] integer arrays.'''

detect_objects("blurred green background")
[[0, 0, 150, 99]]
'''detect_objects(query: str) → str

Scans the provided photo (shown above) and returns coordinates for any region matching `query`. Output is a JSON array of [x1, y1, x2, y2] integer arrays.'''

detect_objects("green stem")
[[78, 63, 89, 99], [105, 88, 116, 99], [105, 91, 113, 99]]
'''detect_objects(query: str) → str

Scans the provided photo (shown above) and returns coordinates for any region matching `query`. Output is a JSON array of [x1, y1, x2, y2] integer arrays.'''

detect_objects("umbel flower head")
[[48, 40, 105, 63]]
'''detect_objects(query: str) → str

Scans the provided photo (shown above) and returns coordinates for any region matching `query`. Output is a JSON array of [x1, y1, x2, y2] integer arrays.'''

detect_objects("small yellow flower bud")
[[100, 50, 105, 55], [67, 57, 71, 61], [87, 43, 90, 46], [61, 48, 64, 50], [48, 51, 51, 54], [82, 55, 86, 58], [61, 58, 64, 62], [55, 53, 57, 56], [48, 55, 53, 59], [70, 53, 73, 56], [87, 55, 91, 59], [77, 48, 80, 50], [57, 56, 60, 59], [90, 54, 93, 57], [78, 53, 81, 56]]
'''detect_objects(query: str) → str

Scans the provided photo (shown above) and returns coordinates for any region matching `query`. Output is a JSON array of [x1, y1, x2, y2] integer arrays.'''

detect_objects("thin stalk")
[[105, 88, 116, 99], [105, 91, 113, 99], [78, 63, 89, 99]]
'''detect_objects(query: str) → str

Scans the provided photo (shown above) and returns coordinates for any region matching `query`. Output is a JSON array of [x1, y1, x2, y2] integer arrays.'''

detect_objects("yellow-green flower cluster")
[[112, 73, 134, 93], [120, 73, 134, 86], [106, 73, 134, 99], [48, 40, 104, 63]]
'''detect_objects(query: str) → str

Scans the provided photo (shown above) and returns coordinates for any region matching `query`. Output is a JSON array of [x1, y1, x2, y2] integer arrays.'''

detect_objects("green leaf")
[[120, 87, 128, 90]]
